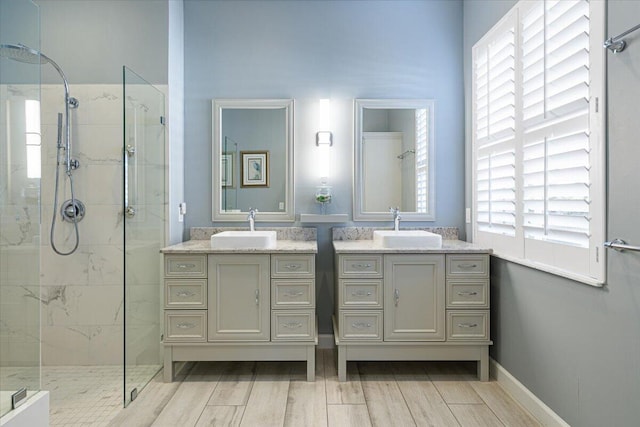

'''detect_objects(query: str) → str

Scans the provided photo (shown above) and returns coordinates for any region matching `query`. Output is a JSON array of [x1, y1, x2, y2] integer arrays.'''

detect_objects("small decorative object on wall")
[[221, 153, 234, 187], [241, 151, 269, 187]]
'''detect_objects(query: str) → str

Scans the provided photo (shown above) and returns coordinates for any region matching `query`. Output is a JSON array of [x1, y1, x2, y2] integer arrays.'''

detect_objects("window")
[[472, 0, 605, 286]]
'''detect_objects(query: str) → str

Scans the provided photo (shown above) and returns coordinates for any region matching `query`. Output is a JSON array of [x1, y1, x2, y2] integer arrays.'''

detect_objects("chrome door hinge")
[[160, 116, 166, 125], [595, 97, 599, 113]]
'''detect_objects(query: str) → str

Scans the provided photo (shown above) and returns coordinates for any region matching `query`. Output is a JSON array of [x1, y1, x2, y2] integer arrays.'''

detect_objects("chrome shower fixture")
[[1, 43, 83, 255]]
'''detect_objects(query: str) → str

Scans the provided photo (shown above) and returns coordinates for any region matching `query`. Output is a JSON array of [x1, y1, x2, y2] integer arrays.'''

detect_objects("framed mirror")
[[354, 99, 435, 221], [212, 99, 294, 222]]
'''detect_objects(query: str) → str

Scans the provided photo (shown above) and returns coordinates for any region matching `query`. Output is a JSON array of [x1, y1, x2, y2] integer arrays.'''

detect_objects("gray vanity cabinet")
[[333, 249, 491, 382], [384, 254, 445, 341], [208, 254, 270, 341], [162, 247, 317, 383]]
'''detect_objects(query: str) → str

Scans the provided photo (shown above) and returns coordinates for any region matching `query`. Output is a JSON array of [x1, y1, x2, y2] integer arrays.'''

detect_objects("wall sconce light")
[[316, 99, 333, 147]]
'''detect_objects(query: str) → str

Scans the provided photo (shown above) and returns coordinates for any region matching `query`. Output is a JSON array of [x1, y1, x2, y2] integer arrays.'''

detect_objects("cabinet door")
[[208, 254, 270, 341], [384, 254, 445, 341]]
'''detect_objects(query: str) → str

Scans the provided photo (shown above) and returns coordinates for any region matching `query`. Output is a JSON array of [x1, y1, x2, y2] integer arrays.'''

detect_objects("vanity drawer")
[[271, 254, 315, 278], [339, 311, 382, 341], [339, 279, 383, 309], [165, 279, 207, 309], [446, 310, 489, 341], [338, 255, 383, 278], [271, 310, 315, 341], [272, 279, 315, 309], [446, 254, 489, 278], [446, 279, 489, 309], [164, 310, 207, 342], [165, 255, 207, 278]]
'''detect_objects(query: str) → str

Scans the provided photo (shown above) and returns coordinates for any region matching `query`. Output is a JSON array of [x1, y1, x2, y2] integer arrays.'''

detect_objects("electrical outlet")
[[465, 208, 471, 224]]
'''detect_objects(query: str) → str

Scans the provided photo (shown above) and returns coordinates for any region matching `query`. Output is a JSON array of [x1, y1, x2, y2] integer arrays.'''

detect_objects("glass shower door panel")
[[0, 0, 41, 418], [122, 66, 165, 407]]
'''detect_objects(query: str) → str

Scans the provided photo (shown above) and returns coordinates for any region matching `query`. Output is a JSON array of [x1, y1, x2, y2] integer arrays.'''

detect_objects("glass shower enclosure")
[[0, 0, 42, 418], [123, 66, 166, 406]]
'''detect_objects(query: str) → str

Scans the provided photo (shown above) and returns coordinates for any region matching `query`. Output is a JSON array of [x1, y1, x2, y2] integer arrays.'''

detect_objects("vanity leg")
[[337, 345, 347, 382], [478, 346, 489, 382], [163, 346, 173, 383], [306, 345, 316, 382]]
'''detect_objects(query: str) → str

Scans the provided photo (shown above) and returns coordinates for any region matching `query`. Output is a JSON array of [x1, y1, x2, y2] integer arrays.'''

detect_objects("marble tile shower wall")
[[1, 84, 41, 368], [37, 83, 166, 366]]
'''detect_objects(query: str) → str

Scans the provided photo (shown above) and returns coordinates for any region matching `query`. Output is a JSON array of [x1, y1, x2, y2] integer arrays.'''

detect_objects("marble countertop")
[[161, 239, 318, 254], [332, 239, 492, 254]]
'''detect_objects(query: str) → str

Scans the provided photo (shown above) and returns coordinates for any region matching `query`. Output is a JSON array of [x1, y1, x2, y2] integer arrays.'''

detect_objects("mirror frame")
[[354, 99, 436, 222], [212, 99, 295, 222]]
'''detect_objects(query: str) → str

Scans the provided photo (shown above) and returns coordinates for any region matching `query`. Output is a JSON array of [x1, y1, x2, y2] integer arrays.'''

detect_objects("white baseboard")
[[490, 358, 570, 427], [318, 334, 335, 349]]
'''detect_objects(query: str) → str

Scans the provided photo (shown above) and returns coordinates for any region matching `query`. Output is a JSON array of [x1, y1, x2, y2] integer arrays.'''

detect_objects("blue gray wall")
[[463, 1, 640, 426], [36, 0, 168, 84], [184, 0, 465, 333]]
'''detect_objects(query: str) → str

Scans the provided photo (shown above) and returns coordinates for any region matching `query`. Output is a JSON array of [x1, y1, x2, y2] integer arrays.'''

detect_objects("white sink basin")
[[373, 230, 442, 249], [210, 230, 277, 249]]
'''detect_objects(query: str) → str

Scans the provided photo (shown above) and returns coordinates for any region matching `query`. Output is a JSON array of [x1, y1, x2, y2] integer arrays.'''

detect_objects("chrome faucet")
[[390, 207, 401, 231], [247, 207, 258, 232]]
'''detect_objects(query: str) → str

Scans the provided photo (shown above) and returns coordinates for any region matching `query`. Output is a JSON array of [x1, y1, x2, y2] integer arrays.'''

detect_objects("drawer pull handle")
[[457, 291, 478, 296], [255, 289, 260, 306], [284, 291, 304, 297], [458, 323, 478, 328], [176, 322, 195, 329], [176, 290, 196, 297], [175, 263, 196, 269], [394, 289, 400, 307], [457, 263, 478, 269], [352, 322, 372, 329], [281, 322, 303, 329], [283, 264, 301, 270], [352, 291, 373, 297], [352, 263, 372, 270]]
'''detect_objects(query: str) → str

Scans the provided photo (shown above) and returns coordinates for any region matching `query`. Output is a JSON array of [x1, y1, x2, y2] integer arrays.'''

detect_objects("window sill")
[[490, 252, 605, 288]]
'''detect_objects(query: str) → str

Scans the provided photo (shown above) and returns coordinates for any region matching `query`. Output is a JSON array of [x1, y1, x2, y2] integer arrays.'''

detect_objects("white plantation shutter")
[[522, 0, 591, 248], [473, 12, 519, 253], [472, 0, 605, 285], [415, 108, 428, 213]]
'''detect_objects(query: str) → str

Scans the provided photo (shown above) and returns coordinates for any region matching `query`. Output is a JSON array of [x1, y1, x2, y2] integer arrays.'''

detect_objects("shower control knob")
[[69, 158, 80, 170], [125, 206, 136, 218]]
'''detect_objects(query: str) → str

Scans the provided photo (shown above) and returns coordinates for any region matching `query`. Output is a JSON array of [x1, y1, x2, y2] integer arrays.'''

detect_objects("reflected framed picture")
[[221, 153, 234, 187], [241, 151, 269, 187]]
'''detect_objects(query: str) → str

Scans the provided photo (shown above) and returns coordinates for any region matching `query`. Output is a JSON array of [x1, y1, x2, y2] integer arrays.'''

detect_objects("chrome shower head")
[[0, 43, 49, 65], [0, 43, 72, 104]]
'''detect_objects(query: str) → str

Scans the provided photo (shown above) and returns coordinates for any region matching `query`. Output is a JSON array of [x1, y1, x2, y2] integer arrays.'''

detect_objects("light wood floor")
[[108, 349, 541, 427]]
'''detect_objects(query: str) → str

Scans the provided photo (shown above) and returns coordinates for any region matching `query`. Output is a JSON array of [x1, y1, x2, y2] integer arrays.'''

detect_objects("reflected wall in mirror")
[[354, 99, 435, 221], [212, 99, 294, 222]]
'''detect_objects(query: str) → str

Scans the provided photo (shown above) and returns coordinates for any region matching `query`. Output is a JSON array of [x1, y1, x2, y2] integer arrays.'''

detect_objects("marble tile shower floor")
[[1, 364, 159, 426]]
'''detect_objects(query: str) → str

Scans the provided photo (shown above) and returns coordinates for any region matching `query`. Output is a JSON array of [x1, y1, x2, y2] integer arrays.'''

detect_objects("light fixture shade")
[[316, 131, 333, 146]]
